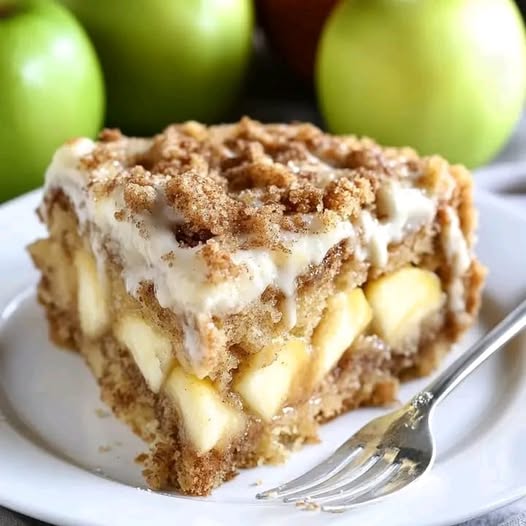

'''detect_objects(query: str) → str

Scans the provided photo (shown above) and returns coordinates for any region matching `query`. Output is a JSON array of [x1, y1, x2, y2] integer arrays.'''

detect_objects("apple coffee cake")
[[29, 117, 485, 495]]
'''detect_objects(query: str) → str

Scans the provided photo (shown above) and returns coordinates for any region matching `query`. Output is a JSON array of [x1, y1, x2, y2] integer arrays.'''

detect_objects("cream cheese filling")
[[441, 207, 472, 312]]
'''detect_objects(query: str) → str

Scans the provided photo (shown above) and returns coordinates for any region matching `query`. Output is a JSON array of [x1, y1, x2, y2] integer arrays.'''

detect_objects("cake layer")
[[40, 118, 479, 378], [30, 206, 455, 494]]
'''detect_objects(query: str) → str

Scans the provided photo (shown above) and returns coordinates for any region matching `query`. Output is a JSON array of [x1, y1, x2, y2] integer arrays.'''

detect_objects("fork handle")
[[422, 297, 526, 408]]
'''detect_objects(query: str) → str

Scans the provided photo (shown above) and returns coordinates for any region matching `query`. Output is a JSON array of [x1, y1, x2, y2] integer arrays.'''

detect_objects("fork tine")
[[313, 460, 401, 504], [321, 463, 414, 512], [256, 441, 363, 500], [284, 446, 402, 502], [282, 452, 382, 502]]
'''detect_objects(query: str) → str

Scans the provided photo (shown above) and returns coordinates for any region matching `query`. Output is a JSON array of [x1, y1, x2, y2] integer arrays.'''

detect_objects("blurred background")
[[1, 0, 526, 203]]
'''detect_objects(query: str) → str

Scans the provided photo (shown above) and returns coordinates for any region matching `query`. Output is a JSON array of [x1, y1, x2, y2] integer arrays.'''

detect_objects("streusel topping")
[[73, 117, 437, 251]]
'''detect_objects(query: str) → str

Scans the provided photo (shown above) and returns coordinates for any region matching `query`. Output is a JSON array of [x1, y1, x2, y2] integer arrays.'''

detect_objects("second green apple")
[[63, 0, 253, 135], [317, 0, 526, 168]]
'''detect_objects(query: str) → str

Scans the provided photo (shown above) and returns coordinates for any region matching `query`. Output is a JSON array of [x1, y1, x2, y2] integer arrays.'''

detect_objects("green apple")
[[0, 0, 104, 201], [316, 0, 526, 168], [62, 0, 254, 135]]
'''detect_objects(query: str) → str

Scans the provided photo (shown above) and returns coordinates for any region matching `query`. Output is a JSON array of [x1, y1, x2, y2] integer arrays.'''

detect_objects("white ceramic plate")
[[1, 189, 526, 526]]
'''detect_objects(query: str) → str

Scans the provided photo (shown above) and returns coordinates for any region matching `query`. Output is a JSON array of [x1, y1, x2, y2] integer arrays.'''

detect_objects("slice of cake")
[[28, 117, 485, 495]]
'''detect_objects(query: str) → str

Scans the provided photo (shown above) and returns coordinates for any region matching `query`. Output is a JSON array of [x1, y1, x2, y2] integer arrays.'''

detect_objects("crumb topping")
[[71, 117, 434, 255]]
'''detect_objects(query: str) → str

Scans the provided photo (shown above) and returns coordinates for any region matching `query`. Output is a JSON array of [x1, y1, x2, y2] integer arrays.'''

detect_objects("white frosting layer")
[[441, 207, 472, 311], [360, 181, 437, 267], [43, 139, 472, 368]]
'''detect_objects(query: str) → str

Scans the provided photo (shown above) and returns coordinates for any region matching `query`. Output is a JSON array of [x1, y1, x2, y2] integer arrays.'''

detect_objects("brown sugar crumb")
[[323, 174, 377, 219], [135, 453, 148, 464], [123, 182, 157, 214], [81, 144, 125, 173], [419, 156, 458, 201], [251, 479, 263, 487], [165, 171, 240, 236], [284, 183, 323, 213], [98, 128, 123, 142], [226, 160, 295, 191], [238, 203, 285, 249], [98, 445, 112, 453], [114, 210, 126, 222], [200, 242, 243, 283], [280, 213, 310, 233]]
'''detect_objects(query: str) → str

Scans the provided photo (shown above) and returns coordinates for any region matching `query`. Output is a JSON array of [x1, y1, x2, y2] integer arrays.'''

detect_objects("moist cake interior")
[[28, 118, 485, 495]]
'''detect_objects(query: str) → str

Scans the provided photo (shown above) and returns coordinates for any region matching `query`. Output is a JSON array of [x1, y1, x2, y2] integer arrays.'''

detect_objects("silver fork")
[[257, 297, 526, 512]]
